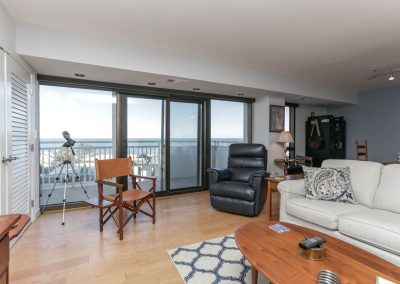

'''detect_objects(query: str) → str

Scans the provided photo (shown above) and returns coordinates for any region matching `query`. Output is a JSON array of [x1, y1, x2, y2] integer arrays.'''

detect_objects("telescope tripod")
[[41, 147, 90, 225]]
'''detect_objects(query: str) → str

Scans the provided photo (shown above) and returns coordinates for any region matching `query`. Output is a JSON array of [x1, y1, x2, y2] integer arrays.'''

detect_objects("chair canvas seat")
[[85, 197, 114, 208], [104, 189, 152, 203], [123, 189, 153, 202]]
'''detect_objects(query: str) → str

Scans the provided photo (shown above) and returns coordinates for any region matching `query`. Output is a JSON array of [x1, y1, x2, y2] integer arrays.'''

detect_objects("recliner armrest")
[[248, 170, 270, 187], [278, 179, 306, 196], [207, 168, 231, 185]]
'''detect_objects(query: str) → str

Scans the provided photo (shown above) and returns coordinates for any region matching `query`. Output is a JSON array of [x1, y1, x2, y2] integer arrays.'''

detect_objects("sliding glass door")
[[169, 101, 202, 190], [127, 97, 165, 191], [123, 96, 204, 192]]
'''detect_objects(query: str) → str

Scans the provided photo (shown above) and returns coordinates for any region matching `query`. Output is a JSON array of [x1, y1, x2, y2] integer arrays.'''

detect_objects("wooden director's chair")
[[85, 157, 156, 240]]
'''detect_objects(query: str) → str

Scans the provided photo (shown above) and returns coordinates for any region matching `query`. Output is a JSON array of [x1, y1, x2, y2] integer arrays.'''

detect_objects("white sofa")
[[278, 159, 400, 267]]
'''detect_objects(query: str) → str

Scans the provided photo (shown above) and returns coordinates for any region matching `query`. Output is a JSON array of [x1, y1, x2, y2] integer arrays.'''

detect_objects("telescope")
[[61, 131, 76, 155]]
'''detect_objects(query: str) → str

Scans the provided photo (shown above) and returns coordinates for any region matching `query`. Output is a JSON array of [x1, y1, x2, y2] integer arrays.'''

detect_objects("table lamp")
[[278, 131, 294, 161]]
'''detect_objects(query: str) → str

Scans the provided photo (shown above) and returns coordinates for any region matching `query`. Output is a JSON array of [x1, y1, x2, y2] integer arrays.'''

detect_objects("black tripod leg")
[[41, 163, 66, 214], [70, 165, 90, 199]]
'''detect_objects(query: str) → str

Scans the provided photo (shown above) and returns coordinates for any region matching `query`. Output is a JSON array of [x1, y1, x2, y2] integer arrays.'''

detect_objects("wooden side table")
[[0, 214, 30, 284], [266, 174, 303, 219]]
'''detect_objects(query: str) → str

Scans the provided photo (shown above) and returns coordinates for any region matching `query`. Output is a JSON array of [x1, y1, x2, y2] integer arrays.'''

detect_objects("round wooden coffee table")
[[235, 221, 400, 284]]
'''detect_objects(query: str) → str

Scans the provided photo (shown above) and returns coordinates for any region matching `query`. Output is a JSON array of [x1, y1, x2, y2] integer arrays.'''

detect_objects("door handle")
[[2, 156, 19, 163]]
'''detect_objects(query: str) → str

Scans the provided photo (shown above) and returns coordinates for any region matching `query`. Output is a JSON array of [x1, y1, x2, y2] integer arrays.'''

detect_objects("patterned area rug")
[[168, 235, 270, 284]]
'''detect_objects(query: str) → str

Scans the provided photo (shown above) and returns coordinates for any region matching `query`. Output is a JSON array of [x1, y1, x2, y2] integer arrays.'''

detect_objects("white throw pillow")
[[303, 166, 357, 204]]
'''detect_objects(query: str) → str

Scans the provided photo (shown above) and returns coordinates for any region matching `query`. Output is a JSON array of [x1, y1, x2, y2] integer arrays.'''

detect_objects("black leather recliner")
[[207, 143, 269, 217]]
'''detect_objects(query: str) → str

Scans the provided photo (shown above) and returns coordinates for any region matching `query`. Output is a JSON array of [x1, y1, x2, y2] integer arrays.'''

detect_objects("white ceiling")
[[2, 0, 400, 91]]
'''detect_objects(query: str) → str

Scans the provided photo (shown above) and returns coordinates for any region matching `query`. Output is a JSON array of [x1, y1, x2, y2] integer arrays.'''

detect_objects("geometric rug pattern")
[[168, 234, 269, 284]]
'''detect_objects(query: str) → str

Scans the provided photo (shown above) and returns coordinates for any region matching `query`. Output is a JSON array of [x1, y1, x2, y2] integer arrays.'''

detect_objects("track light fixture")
[[368, 68, 399, 81]]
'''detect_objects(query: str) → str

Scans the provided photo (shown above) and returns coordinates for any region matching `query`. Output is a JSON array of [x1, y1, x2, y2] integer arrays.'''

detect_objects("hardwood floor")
[[10, 192, 273, 284]]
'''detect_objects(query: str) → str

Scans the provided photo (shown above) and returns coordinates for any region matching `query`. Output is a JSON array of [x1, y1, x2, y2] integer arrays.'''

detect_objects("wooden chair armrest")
[[129, 174, 157, 181], [96, 180, 124, 188]]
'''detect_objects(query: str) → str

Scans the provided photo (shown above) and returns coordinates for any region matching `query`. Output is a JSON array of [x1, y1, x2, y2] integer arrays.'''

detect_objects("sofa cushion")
[[339, 210, 400, 256], [210, 181, 254, 202], [286, 197, 368, 230], [321, 159, 383, 207], [303, 166, 357, 203], [373, 164, 400, 214]]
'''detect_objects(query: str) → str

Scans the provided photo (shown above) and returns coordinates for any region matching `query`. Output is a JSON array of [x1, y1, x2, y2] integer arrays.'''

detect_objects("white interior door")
[[3, 54, 32, 215]]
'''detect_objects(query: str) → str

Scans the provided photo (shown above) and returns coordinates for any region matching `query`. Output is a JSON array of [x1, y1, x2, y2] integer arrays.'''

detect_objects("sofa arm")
[[278, 179, 305, 222], [278, 179, 306, 196], [207, 168, 230, 186]]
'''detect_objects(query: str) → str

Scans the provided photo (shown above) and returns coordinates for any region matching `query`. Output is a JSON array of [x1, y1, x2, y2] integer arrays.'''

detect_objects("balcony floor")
[[10, 191, 272, 284]]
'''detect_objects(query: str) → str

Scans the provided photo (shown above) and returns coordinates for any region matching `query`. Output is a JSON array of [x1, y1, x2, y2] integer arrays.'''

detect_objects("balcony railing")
[[39, 138, 242, 205]]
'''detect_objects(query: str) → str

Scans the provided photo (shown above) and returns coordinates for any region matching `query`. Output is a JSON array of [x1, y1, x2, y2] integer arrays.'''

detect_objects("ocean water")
[[40, 138, 242, 149]]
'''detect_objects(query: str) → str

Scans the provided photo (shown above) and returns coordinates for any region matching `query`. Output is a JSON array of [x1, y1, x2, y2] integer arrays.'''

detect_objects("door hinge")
[[31, 200, 34, 207], [28, 84, 33, 96]]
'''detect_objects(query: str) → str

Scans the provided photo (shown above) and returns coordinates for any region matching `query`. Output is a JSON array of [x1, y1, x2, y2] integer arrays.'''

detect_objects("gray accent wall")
[[329, 85, 400, 162]]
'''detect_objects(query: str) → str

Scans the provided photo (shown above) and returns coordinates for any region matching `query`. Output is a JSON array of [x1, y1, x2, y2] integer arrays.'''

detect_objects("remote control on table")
[[298, 236, 326, 250]]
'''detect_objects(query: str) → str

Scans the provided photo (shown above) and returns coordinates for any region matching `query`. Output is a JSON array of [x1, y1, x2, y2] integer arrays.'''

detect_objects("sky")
[[40, 85, 245, 139]]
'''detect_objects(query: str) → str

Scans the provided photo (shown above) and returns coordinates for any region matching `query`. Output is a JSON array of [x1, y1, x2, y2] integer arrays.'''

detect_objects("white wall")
[[253, 94, 286, 175], [15, 23, 358, 104], [0, 3, 16, 52], [267, 96, 286, 176], [0, 4, 32, 72], [253, 95, 270, 147], [295, 105, 327, 155]]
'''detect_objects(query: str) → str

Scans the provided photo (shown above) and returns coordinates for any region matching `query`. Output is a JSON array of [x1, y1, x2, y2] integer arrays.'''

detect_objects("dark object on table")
[[299, 236, 326, 250], [299, 236, 327, 261], [286, 155, 314, 175], [306, 115, 346, 167], [207, 143, 269, 216]]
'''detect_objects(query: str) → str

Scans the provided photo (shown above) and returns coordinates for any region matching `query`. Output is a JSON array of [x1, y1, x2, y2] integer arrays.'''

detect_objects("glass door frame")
[[37, 75, 255, 199], [167, 97, 206, 193], [118, 93, 208, 195]]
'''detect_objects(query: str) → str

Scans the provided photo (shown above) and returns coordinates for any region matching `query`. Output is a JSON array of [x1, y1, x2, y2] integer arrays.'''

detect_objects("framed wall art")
[[269, 105, 284, 132]]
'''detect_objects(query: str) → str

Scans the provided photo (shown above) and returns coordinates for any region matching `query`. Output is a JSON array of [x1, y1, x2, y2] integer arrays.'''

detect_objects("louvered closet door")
[[5, 56, 31, 215]]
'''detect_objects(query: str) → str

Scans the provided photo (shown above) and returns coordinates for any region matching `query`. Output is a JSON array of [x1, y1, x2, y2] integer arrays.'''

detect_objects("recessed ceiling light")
[[237, 93, 245, 96], [148, 82, 156, 86], [193, 88, 200, 91], [74, 73, 85, 78]]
